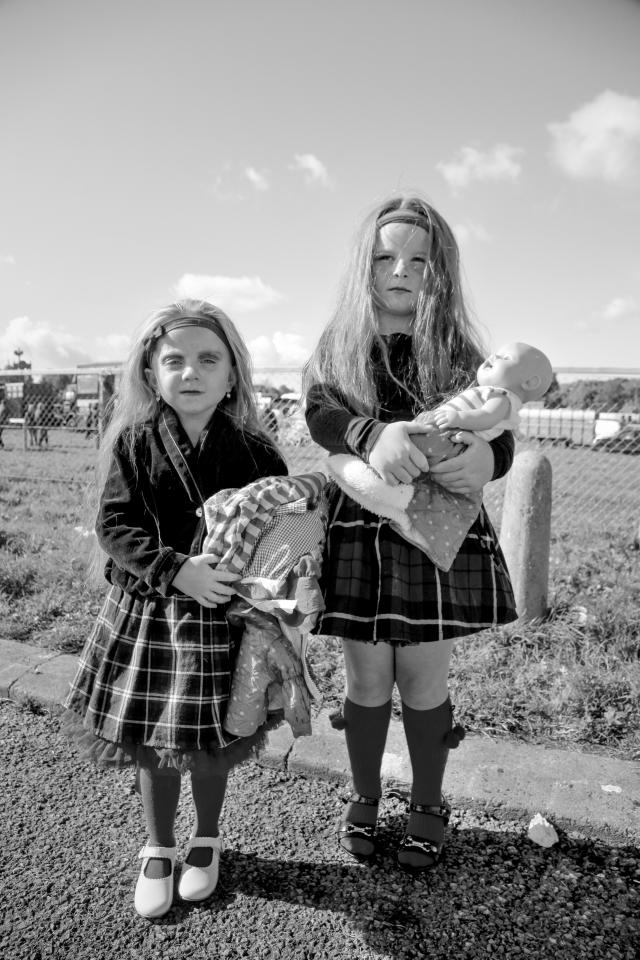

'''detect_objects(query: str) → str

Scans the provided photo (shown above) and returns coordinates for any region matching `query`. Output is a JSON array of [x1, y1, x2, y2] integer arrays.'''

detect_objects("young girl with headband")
[[303, 195, 518, 872], [64, 299, 286, 918]]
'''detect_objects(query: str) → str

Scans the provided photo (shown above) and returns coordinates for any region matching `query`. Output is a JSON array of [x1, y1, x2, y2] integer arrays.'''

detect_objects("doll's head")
[[477, 342, 553, 402]]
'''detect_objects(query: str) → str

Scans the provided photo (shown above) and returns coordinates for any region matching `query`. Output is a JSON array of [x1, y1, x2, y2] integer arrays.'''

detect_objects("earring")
[[225, 389, 232, 399]]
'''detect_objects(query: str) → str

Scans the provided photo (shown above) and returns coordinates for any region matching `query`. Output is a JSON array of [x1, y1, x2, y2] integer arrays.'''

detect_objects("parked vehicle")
[[591, 422, 640, 455], [518, 407, 633, 447], [267, 392, 311, 446]]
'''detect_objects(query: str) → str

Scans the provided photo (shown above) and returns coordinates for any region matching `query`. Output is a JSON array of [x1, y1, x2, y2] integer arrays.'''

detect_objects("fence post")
[[500, 449, 552, 621]]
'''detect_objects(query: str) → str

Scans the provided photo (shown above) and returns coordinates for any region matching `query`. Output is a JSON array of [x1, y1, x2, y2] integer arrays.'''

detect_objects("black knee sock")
[[138, 767, 181, 879], [401, 699, 452, 863], [402, 698, 451, 806], [339, 698, 392, 856], [344, 697, 392, 804]]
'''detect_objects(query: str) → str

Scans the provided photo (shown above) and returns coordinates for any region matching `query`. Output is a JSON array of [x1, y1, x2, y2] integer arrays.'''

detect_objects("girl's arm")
[[305, 384, 429, 483], [97, 440, 189, 596], [305, 384, 386, 458], [489, 429, 515, 480]]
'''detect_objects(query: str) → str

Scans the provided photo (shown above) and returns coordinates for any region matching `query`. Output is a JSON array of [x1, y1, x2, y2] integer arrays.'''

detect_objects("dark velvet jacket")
[[96, 404, 287, 598], [305, 333, 514, 480]]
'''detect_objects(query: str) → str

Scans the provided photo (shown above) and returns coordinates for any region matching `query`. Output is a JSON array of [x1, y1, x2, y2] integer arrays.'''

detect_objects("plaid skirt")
[[64, 584, 277, 773], [316, 489, 517, 645]]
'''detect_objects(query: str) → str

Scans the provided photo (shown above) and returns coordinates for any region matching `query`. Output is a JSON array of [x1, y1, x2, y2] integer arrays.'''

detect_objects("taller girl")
[[303, 195, 517, 871], [64, 300, 286, 918]]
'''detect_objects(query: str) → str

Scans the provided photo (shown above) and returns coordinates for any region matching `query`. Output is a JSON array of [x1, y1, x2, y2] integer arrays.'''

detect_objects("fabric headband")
[[144, 316, 234, 363], [376, 209, 431, 233]]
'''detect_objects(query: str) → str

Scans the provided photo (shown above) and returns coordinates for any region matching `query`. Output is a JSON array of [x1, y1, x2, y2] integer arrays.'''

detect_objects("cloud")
[[0, 316, 128, 369], [0, 254, 16, 265], [94, 333, 132, 360], [245, 166, 269, 191], [173, 274, 284, 313], [289, 153, 332, 187], [249, 331, 310, 368], [601, 296, 639, 322], [437, 144, 523, 191], [548, 91, 640, 182], [454, 221, 491, 245], [209, 165, 244, 201]]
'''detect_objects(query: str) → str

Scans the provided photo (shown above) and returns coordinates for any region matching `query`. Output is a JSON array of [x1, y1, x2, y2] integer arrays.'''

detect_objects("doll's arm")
[[432, 395, 511, 431]]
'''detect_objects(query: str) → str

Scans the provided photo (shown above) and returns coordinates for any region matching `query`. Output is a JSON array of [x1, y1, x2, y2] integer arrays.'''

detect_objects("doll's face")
[[477, 343, 551, 400], [372, 222, 431, 333], [477, 348, 525, 392]]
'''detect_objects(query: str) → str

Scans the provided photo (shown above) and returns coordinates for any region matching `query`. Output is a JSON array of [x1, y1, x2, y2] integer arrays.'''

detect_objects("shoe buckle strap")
[[409, 801, 451, 821], [402, 834, 440, 857], [138, 844, 177, 861], [186, 835, 223, 852], [342, 793, 380, 807], [341, 822, 375, 838]]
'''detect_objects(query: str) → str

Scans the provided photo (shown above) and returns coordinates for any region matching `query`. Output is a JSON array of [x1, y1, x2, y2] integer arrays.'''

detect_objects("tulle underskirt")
[[61, 708, 283, 776]]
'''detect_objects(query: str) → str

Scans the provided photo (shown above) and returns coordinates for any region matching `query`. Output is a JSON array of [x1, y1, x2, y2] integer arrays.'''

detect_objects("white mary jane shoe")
[[178, 835, 223, 902], [134, 844, 177, 919]]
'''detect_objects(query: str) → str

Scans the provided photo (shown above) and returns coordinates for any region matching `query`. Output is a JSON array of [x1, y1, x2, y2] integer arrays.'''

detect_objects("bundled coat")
[[203, 472, 329, 738]]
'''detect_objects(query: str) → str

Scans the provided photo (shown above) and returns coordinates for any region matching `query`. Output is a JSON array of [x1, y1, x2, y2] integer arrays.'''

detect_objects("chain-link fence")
[[1, 368, 639, 541], [0, 369, 113, 453]]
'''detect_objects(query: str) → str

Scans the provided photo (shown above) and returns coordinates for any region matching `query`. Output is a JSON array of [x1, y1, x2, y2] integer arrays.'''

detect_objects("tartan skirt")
[[63, 584, 277, 773], [315, 488, 517, 645]]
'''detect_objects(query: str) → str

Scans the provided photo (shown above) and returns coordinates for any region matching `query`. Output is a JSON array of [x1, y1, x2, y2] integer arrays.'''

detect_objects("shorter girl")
[[64, 299, 286, 919]]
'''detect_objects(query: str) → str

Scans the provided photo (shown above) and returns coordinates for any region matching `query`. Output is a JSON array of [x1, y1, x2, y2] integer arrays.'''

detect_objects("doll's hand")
[[428, 432, 494, 495], [432, 408, 459, 430], [172, 556, 240, 607], [368, 421, 430, 485]]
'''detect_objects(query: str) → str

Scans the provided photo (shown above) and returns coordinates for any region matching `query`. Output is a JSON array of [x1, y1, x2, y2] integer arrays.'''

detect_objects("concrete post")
[[500, 449, 552, 622]]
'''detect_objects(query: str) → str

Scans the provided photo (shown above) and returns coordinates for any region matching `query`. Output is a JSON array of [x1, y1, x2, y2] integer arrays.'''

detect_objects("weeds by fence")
[[1, 379, 639, 758]]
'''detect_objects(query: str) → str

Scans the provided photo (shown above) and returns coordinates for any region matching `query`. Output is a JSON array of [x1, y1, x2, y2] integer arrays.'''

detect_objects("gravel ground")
[[1, 702, 639, 960]]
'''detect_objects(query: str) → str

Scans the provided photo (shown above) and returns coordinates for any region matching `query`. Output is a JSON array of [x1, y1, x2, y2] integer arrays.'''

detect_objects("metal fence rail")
[[1, 370, 639, 542]]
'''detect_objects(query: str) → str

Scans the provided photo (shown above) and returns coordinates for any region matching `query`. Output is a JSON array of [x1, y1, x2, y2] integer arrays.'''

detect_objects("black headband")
[[144, 316, 234, 363], [376, 209, 431, 233]]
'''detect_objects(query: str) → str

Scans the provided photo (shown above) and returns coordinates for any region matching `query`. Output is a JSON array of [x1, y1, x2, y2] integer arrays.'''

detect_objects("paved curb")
[[2, 636, 639, 845]]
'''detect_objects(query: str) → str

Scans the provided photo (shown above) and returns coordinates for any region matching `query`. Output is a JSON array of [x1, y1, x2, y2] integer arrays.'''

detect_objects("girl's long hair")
[[95, 299, 276, 493], [302, 193, 487, 414]]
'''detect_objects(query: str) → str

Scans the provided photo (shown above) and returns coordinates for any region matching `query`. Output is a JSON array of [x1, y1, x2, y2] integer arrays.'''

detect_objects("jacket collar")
[[157, 404, 207, 505]]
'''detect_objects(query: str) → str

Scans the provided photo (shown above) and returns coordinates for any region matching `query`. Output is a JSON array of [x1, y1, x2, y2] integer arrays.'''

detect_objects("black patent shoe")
[[397, 800, 451, 872], [337, 793, 380, 862]]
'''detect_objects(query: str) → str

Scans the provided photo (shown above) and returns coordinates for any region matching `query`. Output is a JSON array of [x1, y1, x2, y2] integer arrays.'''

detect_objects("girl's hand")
[[172, 556, 240, 607], [368, 421, 430, 485], [428, 432, 494, 495]]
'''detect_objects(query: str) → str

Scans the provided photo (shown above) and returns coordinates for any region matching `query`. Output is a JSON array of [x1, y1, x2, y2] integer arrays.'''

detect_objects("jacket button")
[[195, 507, 203, 517]]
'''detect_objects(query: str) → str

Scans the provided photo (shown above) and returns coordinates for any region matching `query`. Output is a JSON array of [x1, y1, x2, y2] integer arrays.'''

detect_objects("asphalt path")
[[1, 702, 638, 960]]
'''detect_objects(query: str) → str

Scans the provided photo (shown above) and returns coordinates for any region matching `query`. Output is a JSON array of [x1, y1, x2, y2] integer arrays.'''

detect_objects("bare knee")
[[397, 677, 449, 710], [395, 640, 453, 710], [346, 671, 394, 706], [344, 659, 394, 706]]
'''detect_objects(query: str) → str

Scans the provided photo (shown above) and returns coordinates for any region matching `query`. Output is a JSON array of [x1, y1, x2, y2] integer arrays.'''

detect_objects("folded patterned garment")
[[326, 446, 481, 572]]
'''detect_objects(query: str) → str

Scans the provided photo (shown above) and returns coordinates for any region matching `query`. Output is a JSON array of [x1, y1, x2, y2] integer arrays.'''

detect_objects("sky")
[[1, 0, 639, 387]]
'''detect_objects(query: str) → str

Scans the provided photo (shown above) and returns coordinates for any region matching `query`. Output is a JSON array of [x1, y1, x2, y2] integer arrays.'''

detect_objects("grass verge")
[[1, 453, 639, 760]]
